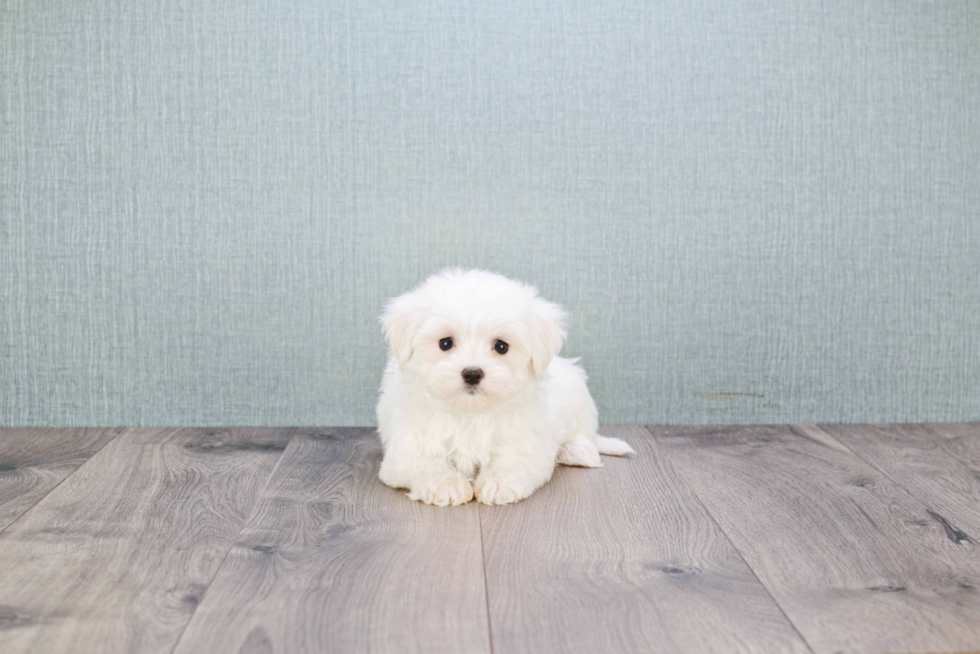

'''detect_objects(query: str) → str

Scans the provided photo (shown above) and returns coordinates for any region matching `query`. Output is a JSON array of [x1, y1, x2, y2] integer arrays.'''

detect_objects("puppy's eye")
[[494, 339, 509, 355], [439, 337, 454, 351]]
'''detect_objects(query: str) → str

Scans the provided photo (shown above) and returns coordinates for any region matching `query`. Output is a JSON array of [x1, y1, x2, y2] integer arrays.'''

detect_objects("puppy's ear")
[[380, 292, 425, 366], [527, 296, 568, 377]]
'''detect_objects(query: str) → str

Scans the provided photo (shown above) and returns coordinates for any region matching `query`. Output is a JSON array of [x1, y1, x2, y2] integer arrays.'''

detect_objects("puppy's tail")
[[594, 434, 635, 456]]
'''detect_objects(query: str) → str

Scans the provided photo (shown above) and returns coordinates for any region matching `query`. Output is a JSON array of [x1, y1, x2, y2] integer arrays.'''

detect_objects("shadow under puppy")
[[376, 268, 633, 506]]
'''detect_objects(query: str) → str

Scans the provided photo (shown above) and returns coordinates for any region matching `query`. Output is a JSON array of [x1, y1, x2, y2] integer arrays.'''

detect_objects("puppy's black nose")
[[462, 367, 484, 385]]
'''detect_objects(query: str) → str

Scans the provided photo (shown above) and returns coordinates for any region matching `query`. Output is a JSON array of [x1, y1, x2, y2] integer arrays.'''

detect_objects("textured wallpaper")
[[1, 0, 978, 426]]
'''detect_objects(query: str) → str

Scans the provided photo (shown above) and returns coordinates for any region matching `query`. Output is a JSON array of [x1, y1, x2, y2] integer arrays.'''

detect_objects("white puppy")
[[376, 268, 633, 506]]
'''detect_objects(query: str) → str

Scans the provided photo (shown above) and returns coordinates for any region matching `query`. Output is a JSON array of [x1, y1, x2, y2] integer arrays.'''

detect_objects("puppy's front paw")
[[475, 475, 530, 506], [408, 474, 474, 507]]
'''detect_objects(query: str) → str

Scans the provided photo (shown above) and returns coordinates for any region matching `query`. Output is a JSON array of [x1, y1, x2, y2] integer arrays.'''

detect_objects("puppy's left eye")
[[494, 339, 509, 355], [439, 337, 454, 351]]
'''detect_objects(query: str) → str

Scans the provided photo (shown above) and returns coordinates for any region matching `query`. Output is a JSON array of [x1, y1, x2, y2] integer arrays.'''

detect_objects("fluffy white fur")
[[376, 268, 633, 507]]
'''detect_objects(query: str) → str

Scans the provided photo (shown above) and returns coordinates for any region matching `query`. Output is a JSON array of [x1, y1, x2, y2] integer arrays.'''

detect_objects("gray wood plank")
[[651, 424, 980, 654], [0, 427, 292, 654], [479, 426, 810, 654], [823, 423, 980, 540], [172, 428, 491, 654], [0, 428, 122, 531]]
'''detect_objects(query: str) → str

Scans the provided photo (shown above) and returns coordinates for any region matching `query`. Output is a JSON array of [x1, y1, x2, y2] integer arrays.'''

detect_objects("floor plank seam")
[[477, 505, 496, 654], [165, 427, 297, 654], [643, 425, 818, 654], [0, 427, 125, 536], [808, 424, 980, 544]]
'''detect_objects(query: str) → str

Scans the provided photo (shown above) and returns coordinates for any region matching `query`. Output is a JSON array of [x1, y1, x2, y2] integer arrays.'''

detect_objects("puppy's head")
[[381, 268, 567, 412]]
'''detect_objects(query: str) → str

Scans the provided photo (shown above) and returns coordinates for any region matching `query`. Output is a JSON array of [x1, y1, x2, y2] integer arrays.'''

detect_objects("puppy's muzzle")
[[461, 367, 484, 386]]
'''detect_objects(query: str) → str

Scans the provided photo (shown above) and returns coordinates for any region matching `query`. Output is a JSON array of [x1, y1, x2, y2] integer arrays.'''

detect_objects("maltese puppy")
[[376, 268, 633, 506]]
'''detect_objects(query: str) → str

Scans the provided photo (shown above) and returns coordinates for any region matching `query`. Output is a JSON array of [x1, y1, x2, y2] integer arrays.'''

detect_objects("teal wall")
[[2, 0, 978, 426]]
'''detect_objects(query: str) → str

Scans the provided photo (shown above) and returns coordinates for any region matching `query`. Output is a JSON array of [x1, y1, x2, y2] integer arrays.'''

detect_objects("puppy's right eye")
[[439, 337, 454, 351]]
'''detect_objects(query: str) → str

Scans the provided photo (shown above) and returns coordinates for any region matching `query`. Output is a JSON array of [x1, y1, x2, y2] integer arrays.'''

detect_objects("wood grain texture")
[[172, 428, 491, 654], [823, 423, 980, 541], [651, 424, 980, 654], [479, 426, 810, 654], [0, 428, 122, 531], [0, 427, 291, 654]]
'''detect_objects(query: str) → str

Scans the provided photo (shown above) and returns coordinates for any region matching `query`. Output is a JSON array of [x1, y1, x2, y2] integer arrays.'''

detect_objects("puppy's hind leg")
[[557, 436, 602, 468]]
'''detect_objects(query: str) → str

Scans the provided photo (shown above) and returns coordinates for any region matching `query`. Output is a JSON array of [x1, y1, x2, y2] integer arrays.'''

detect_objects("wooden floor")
[[1, 425, 979, 654]]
